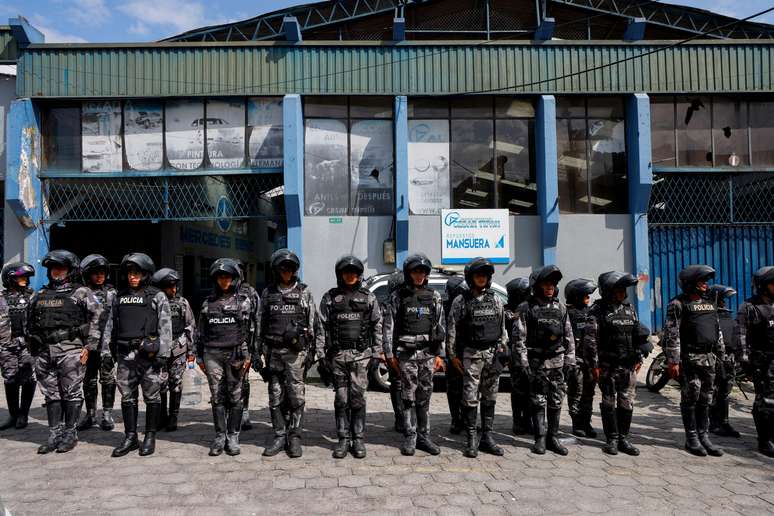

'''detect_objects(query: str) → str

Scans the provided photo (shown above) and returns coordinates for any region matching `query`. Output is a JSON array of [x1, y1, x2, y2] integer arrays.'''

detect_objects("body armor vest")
[[91, 286, 113, 336], [462, 290, 501, 349], [33, 284, 86, 335], [203, 293, 244, 348], [396, 286, 435, 337], [567, 306, 593, 361], [116, 287, 159, 341], [329, 287, 371, 350], [5, 290, 31, 338], [679, 296, 719, 354], [748, 296, 774, 353], [264, 283, 307, 341], [526, 298, 565, 358], [597, 302, 638, 365], [169, 298, 186, 339], [718, 309, 737, 353]]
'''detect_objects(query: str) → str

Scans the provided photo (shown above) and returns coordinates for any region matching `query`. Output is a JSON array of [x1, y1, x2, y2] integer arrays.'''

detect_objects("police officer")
[[111, 253, 172, 458], [385, 253, 445, 456], [319, 256, 382, 459], [28, 250, 103, 454], [151, 268, 195, 432], [564, 278, 598, 439], [0, 262, 35, 430], [447, 257, 508, 458], [76, 254, 118, 432], [234, 258, 259, 431], [512, 265, 575, 456], [384, 270, 405, 434], [256, 249, 321, 458], [444, 276, 466, 434], [196, 258, 253, 457], [737, 267, 774, 457], [709, 284, 741, 438], [664, 265, 725, 457], [588, 272, 642, 456], [505, 277, 531, 435]]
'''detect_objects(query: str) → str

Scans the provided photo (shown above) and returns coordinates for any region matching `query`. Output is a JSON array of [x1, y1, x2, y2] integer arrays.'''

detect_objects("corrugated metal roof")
[[17, 40, 774, 98], [0, 26, 18, 62]]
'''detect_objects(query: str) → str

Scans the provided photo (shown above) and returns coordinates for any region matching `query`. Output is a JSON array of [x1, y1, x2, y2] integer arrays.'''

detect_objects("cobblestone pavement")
[[1, 359, 774, 516]]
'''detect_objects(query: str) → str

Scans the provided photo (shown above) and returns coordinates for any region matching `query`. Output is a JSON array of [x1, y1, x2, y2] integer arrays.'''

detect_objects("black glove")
[[100, 353, 114, 371], [251, 353, 264, 373]]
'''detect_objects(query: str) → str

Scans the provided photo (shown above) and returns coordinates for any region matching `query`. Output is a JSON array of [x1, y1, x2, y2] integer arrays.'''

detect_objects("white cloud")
[[128, 21, 150, 35], [67, 0, 112, 26], [29, 15, 89, 43], [117, 0, 207, 33]]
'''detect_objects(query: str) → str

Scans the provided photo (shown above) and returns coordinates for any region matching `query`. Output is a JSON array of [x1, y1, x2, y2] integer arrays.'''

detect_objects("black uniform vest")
[[5, 290, 31, 338], [203, 293, 244, 348], [748, 296, 774, 353], [567, 306, 593, 361], [396, 286, 435, 337], [116, 287, 159, 341], [718, 309, 737, 353], [679, 296, 719, 354], [462, 290, 501, 349], [169, 297, 186, 339], [597, 302, 638, 365], [526, 298, 565, 358], [33, 284, 86, 334], [329, 287, 371, 350], [264, 283, 307, 340]]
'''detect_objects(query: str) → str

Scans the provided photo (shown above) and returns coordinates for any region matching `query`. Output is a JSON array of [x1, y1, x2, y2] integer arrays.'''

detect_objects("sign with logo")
[[441, 209, 510, 264], [216, 196, 233, 233]]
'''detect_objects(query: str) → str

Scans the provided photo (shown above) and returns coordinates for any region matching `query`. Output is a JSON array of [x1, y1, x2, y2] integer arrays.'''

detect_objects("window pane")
[[166, 99, 204, 170], [495, 98, 535, 118], [451, 119, 494, 209], [42, 106, 81, 170], [350, 96, 393, 118], [495, 119, 536, 214], [247, 97, 283, 168], [408, 119, 451, 215], [451, 96, 493, 118], [588, 97, 624, 118], [408, 98, 449, 118], [556, 96, 585, 118], [206, 99, 246, 169], [588, 119, 627, 213], [676, 96, 712, 166], [713, 98, 749, 167], [557, 118, 589, 213], [304, 96, 348, 118], [750, 101, 774, 166], [350, 119, 394, 215], [650, 97, 676, 167], [82, 101, 122, 172], [125, 100, 163, 171], [304, 119, 349, 215]]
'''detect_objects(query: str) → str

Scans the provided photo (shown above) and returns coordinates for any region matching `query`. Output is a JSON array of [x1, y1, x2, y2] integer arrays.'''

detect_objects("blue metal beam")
[[624, 17, 646, 41], [394, 95, 409, 268], [9, 16, 44, 45], [283, 94, 304, 278], [392, 17, 406, 42], [283, 16, 302, 42], [534, 17, 555, 40], [536, 95, 558, 266]]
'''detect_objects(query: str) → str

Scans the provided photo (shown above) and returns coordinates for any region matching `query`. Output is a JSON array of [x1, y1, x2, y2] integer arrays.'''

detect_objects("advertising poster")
[[166, 100, 204, 170], [206, 99, 245, 169], [124, 100, 163, 171], [247, 97, 283, 168], [408, 119, 451, 215], [441, 209, 510, 264], [82, 101, 122, 172], [350, 119, 393, 215], [304, 118, 348, 216]]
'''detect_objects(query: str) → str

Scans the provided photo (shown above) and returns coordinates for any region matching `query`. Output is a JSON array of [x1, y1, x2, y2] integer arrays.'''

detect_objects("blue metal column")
[[283, 94, 304, 278], [394, 96, 409, 268], [536, 95, 559, 266], [6, 99, 48, 289], [626, 93, 653, 325]]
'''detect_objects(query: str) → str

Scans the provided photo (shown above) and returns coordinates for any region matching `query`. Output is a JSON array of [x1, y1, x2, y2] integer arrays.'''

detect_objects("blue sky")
[[1, 0, 772, 43]]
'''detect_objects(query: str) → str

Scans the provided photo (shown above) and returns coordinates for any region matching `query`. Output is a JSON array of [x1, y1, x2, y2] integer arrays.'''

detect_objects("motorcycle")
[[645, 350, 671, 392]]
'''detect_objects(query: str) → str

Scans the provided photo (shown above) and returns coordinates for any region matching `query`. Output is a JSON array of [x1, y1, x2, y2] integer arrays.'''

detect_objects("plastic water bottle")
[[181, 362, 204, 406]]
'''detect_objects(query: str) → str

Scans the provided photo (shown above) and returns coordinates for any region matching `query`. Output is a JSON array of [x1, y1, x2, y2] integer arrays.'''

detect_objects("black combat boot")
[[38, 400, 63, 454], [139, 402, 160, 456], [478, 401, 504, 456], [416, 401, 441, 455], [600, 404, 618, 455], [100, 383, 116, 431], [225, 404, 242, 456], [570, 413, 586, 438], [16, 382, 36, 429], [696, 404, 723, 457], [521, 405, 534, 435], [286, 405, 304, 458], [530, 407, 547, 455], [350, 406, 367, 459], [400, 400, 417, 456], [57, 400, 83, 453], [579, 411, 597, 439], [447, 386, 463, 434], [511, 392, 527, 435], [263, 406, 287, 457], [166, 391, 181, 432], [391, 381, 405, 433], [546, 408, 568, 456], [680, 403, 707, 457], [158, 391, 169, 431], [76, 397, 97, 432], [332, 406, 350, 459], [753, 409, 774, 457], [462, 405, 479, 458], [711, 399, 740, 438], [208, 404, 227, 456], [112, 402, 140, 457], [616, 407, 639, 456], [0, 382, 20, 430], [241, 378, 252, 431]]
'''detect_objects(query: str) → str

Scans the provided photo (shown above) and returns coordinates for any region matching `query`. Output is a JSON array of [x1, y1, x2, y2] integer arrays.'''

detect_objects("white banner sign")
[[408, 119, 450, 215], [441, 209, 510, 264]]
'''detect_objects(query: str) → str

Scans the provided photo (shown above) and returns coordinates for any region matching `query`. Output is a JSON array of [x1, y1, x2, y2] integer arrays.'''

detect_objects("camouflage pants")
[[36, 345, 85, 402], [529, 366, 565, 410], [680, 359, 716, 408], [331, 350, 369, 411], [116, 351, 162, 404], [0, 344, 36, 385], [752, 356, 774, 418], [160, 353, 187, 395], [82, 351, 116, 401], [599, 364, 637, 411], [398, 348, 435, 404], [712, 357, 735, 409], [462, 350, 500, 407], [566, 362, 597, 416], [267, 347, 307, 410], [203, 347, 245, 407]]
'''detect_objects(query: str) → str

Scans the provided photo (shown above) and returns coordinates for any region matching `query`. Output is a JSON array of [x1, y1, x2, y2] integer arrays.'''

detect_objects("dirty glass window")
[[676, 96, 712, 166], [713, 98, 749, 168], [42, 106, 81, 170], [650, 96, 676, 167], [451, 118, 494, 209], [750, 101, 774, 166]]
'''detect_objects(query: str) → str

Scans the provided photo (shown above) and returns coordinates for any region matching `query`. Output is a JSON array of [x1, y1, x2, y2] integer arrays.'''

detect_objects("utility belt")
[[117, 336, 160, 356], [684, 342, 713, 355], [333, 340, 368, 352], [40, 326, 85, 345], [397, 334, 436, 352], [465, 340, 498, 352], [527, 345, 564, 360]]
